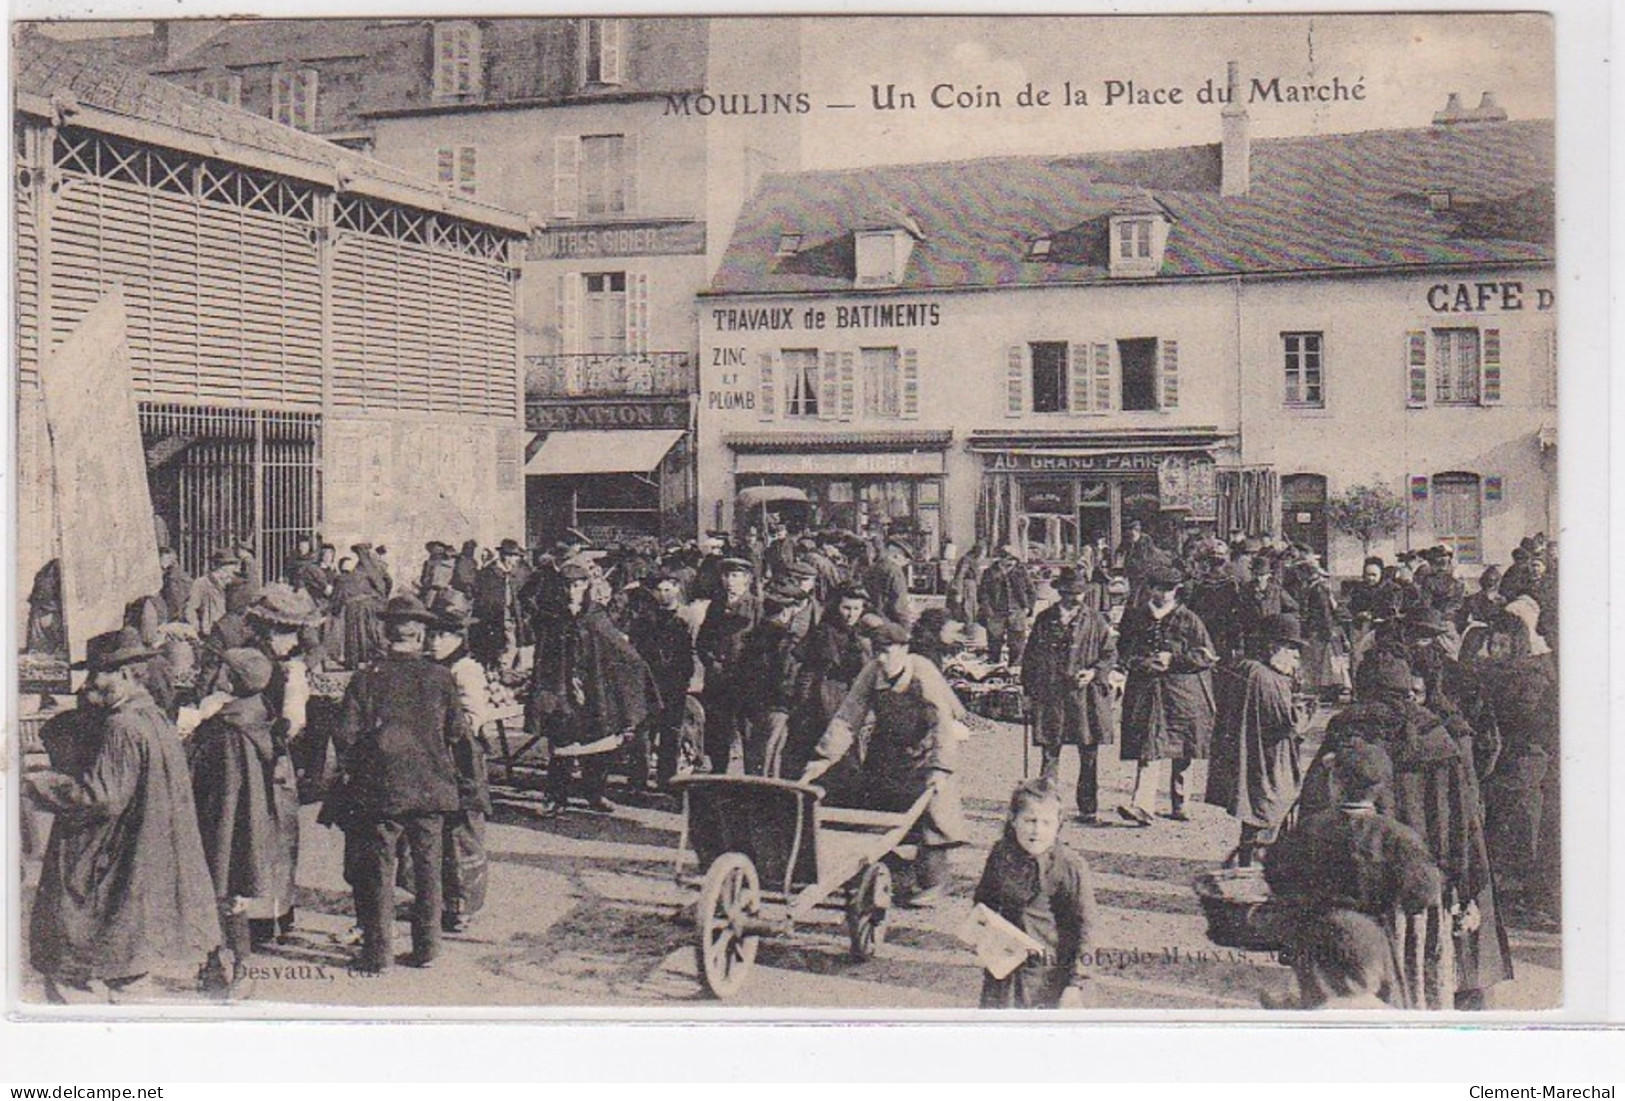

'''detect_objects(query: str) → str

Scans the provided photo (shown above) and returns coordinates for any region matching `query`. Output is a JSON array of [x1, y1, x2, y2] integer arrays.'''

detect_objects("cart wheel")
[[695, 852, 761, 998], [846, 860, 893, 961]]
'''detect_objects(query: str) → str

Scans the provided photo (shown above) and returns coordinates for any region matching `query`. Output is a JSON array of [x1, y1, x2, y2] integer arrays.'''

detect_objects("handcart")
[[671, 774, 931, 999]]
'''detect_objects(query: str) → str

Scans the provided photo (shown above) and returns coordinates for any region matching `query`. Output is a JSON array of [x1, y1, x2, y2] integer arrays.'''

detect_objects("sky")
[[794, 14, 1554, 168]]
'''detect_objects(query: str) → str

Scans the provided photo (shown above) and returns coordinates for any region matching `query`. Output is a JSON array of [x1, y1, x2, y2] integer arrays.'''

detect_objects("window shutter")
[[1005, 345, 1026, 417], [899, 348, 920, 419], [1406, 330, 1428, 407], [817, 351, 839, 421], [838, 351, 856, 421], [758, 351, 777, 421], [556, 273, 581, 356], [458, 146, 477, 196], [621, 132, 639, 216], [553, 136, 579, 218], [301, 69, 319, 130], [1069, 342, 1091, 413], [1091, 342, 1112, 412], [1160, 339, 1180, 409], [624, 273, 649, 355], [600, 20, 624, 84], [1480, 327, 1501, 405]]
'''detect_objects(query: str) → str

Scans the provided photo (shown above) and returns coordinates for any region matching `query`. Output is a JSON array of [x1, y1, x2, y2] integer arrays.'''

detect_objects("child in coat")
[[973, 777, 1099, 1008]]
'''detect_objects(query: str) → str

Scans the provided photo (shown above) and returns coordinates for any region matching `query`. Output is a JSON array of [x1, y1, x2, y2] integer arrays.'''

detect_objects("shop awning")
[[524, 429, 683, 476]]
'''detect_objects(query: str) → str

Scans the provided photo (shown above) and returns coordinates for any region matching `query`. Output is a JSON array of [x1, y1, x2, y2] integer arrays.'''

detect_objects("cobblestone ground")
[[17, 711, 1560, 1012]]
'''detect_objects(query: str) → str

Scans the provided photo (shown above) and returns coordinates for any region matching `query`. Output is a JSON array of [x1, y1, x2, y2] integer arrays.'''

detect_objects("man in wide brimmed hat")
[[332, 591, 470, 971], [423, 588, 493, 932], [1022, 567, 1119, 824], [1205, 614, 1312, 865], [25, 629, 224, 1002]]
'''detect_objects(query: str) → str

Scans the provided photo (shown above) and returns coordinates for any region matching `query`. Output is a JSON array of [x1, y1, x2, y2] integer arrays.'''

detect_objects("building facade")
[[358, 17, 803, 547], [700, 96, 1555, 576], [15, 34, 528, 591]]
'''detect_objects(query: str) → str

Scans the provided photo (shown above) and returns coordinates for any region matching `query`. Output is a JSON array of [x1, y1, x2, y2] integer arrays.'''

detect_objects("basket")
[[1191, 865, 1296, 952]]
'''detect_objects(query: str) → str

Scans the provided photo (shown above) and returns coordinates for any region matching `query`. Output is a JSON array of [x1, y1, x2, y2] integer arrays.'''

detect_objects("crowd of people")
[[20, 516, 1559, 1011]]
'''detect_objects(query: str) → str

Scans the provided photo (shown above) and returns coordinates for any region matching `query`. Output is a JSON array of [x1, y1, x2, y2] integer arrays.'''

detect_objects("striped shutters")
[[624, 272, 649, 355], [16, 159, 40, 383], [1069, 343, 1090, 413], [1005, 345, 1027, 416], [1406, 330, 1429, 407], [48, 138, 323, 407], [757, 351, 776, 421], [553, 136, 579, 218], [819, 351, 839, 421], [1091, 342, 1112, 412], [555, 272, 581, 357], [1480, 327, 1502, 405], [838, 351, 856, 420], [900, 347, 920, 419], [1159, 339, 1180, 409]]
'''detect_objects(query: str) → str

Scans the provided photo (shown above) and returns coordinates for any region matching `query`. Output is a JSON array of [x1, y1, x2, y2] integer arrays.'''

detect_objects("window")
[[271, 68, 319, 131], [1283, 331, 1325, 407], [1030, 341, 1069, 413], [1116, 219, 1153, 260], [784, 349, 820, 418], [1119, 337, 1160, 411], [1028, 237, 1053, 260], [1432, 472, 1483, 563], [196, 71, 242, 108], [583, 272, 627, 355], [855, 232, 902, 287], [1432, 327, 1481, 404], [579, 135, 627, 217], [437, 146, 477, 197], [776, 233, 802, 257], [433, 22, 482, 99], [582, 18, 624, 85], [862, 347, 901, 418]]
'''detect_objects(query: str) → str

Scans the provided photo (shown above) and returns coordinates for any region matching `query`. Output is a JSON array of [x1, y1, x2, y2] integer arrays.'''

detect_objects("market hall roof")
[[12, 31, 529, 234], [708, 119, 1554, 295]]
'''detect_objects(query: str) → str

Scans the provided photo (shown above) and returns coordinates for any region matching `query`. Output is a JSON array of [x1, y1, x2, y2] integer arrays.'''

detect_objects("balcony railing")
[[525, 352, 696, 399]]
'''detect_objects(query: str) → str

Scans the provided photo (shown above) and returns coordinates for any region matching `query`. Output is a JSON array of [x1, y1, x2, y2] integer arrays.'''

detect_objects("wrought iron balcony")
[[525, 352, 696, 399]]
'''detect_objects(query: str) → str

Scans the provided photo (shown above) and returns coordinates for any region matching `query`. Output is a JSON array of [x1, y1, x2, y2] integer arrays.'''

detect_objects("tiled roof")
[[152, 18, 381, 71], [710, 120, 1554, 295], [13, 31, 525, 231]]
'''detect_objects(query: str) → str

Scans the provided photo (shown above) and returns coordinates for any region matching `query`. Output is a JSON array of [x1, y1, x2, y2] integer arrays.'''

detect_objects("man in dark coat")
[[978, 545, 1035, 665], [1234, 554, 1300, 657], [1021, 567, 1118, 823], [24, 630, 223, 1002], [159, 547, 194, 624], [470, 540, 525, 670], [333, 594, 469, 972], [418, 541, 456, 602], [734, 583, 808, 777], [1187, 548, 1243, 660], [1204, 615, 1311, 864], [787, 585, 872, 783], [628, 569, 696, 789], [864, 539, 918, 630], [695, 558, 760, 773], [528, 563, 658, 813], [1117, 565, 1216, 826]]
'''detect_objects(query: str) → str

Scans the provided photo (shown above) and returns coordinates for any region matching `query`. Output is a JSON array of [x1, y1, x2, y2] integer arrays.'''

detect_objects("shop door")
[[1076, 480, 1112, 554], [1282, 473, 1329, 562], [1118, 477, 1163, 548]]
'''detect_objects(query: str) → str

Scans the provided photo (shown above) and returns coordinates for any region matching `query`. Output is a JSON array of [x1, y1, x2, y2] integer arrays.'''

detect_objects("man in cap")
[[801, 618, 970, 907], [978, 544, 1035, 665], [627, 568, 695, 790], [25, 629, 223, 1002], [784, 559, 823, 641], [734, 581, 809, 777], [864, 538, 918, 631], [1204, 614, 1313, 865], [333, 594, 469, 971], [1022, 567, 1118, 823], [527, 562, 658, 814], [425, 590, 494, 932], [1117, 564, 1217, 826], [695, 557, 760, 773], [787, 585, 873, 782]]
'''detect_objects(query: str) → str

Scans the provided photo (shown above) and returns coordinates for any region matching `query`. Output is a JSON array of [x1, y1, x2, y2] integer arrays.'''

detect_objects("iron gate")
[[140, 404, 321, 584]]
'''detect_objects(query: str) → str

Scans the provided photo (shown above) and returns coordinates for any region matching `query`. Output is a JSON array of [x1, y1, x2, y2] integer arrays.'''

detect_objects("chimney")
[[1220, 61, 1250, 197], [1469, 91, 1508, 122], [1433, 91, 1466, 125]]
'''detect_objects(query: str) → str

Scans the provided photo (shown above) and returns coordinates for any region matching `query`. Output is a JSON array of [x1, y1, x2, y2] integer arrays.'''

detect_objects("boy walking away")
[[972, 777, 1098, 1008]]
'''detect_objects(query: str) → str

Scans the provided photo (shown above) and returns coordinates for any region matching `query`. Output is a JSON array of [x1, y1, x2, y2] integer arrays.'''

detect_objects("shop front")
[[724, 430, 953, 562], [968, 430, 1233, 563]]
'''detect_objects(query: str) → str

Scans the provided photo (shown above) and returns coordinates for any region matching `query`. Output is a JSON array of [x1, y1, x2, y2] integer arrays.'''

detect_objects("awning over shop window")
[[524, 429, 683, 477]]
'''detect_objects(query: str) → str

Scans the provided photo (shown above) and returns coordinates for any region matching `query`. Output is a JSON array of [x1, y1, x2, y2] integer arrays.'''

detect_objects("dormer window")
[[582, 19, 624, 86], [1108, 214, 1168, 277], [1028, 237, 1053, 260], [776, 233, 803, 258], [1427, 188, 1453, 212], [856, 230, 909, 287]]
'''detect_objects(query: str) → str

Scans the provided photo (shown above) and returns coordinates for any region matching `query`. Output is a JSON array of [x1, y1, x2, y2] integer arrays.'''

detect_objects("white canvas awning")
[[524, 429, 684, 477]]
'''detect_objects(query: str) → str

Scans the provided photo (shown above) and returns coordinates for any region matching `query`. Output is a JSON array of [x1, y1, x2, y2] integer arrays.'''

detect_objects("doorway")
[[1282, 473, 1330, 562]]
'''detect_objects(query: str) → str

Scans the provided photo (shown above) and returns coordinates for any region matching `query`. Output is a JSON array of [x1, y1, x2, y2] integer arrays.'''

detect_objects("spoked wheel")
[[846, 860, 893, 961], [695, 852, 761, 998]]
